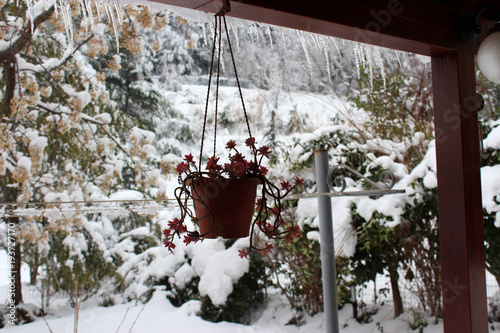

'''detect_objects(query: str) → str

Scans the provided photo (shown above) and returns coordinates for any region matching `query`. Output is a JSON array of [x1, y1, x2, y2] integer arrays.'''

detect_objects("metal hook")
[[215, 0, 231, 16], [194, 0, 231, 16]]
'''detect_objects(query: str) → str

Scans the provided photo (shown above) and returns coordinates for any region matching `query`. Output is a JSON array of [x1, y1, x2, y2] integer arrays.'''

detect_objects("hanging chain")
[[199, 13, 257, 170], [199, 16, 219, 171], [214, 15, 222, 157], [222, 15, 257, 161]]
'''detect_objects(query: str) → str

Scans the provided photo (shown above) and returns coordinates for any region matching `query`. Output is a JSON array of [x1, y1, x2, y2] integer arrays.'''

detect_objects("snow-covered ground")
[[2, 84, 500, 332], [0, 286, 446, 332], [0, 251, 449, 333]]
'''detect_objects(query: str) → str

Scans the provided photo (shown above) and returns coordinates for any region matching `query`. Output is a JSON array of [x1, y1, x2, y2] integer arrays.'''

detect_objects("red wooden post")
[[432, 52, 488, 333]]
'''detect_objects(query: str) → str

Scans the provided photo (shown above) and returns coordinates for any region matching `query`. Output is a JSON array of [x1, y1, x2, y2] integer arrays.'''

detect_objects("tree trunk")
[[389, 267, 404, 318], [30, 254, 39, 286], [1, 58, 16, 119]]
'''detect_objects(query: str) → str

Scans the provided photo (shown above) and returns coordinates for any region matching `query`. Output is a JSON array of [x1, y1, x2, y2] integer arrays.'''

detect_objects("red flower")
[[294, 177, 305, 188], [163, 239, 176, 251], [206, 156, 221, 172], [259, 166, 268, 176], [285, 225, 301, 243], [176, 162, 190, 174], [184, 154, 195, 163], [168, 218, 187, 233], [183, 233, 200, 245], [258, 146, 272, 158], [280, 180, 292, 191], [168, 218, 180, 229], [162, 229, 171, 237], [258, 242, 274, 256], [238, 249, 249, 258], [226, 140, 236, 149], [245, 137, 256, 147], [231, 153, 244, 162]]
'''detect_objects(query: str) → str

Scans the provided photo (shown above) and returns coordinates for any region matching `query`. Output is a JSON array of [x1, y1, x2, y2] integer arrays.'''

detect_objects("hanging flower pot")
[[191, 176, 261, 238], [162, 13, 304, 256]]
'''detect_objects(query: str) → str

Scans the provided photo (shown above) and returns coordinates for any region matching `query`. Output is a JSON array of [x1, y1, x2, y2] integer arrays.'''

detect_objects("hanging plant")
[[162, 13, 303, 257]]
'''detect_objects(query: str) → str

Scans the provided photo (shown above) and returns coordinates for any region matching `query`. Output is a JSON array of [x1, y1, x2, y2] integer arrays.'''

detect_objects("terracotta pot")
[[190, 176, 261, 239]]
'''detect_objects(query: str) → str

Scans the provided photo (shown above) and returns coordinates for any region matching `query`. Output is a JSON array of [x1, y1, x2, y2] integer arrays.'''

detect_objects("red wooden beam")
[[432, 52, 487, 333], [150, 0, 486, 55]]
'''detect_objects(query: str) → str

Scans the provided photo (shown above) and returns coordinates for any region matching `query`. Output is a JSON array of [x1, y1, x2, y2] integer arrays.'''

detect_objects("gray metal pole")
[[314, 150, 339, 333]]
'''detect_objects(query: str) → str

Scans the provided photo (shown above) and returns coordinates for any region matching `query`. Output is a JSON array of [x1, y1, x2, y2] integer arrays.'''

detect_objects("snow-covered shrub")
[[348, 63, 433, 168], [40, 215, 124, 308], [198, 252, 270, 324], [271, 223, 324, 316], [156, 239, 270, 324], [481, 120, 500, 288], [403, 309, 428, 331], [488, 296, 500, 322], [355, 301, 378, 324]]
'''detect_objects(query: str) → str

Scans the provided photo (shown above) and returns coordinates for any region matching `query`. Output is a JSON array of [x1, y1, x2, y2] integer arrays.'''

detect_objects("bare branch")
[[0, 6, 55, 63], [1, 6, 56, 119]]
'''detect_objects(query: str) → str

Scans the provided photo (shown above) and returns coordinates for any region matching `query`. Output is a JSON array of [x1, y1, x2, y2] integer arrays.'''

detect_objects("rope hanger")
[[198, 9, 256, 170]]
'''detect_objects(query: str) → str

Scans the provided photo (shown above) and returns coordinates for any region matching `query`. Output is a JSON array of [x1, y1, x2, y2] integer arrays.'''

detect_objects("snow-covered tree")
[[0, 1, 169, 314]]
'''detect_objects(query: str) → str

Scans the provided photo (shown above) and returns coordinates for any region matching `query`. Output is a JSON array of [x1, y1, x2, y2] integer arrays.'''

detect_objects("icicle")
[[365, 46, 374, 91], [26, 0, 34, 34], [60, 0, 75, 50], [247, 27, 256, 43], [310, 33, 321, 52], [244, 22, 259, 44], [330, 37, 343, 62], [105, 2, 120, 52], [219, 44, 226, 73], [209, 20, 216, 43], [394, 49, 402, 68], [114, 0, 124, 26], [320, 35, 332, 86], [80, 0, 90, 35], [266, 25, 273, 51], [95, 0, 102, 21], [201, 23, 208, 47], [86, 0, 95, 29], [297, 30, 313, 81], [229, 18, 240, 52], [252, 24, 260, 43], [279, 27, 287, 47], [306, 32, 316, 51], [354, 43, 363, 80], [373, 46, 387, 89]]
